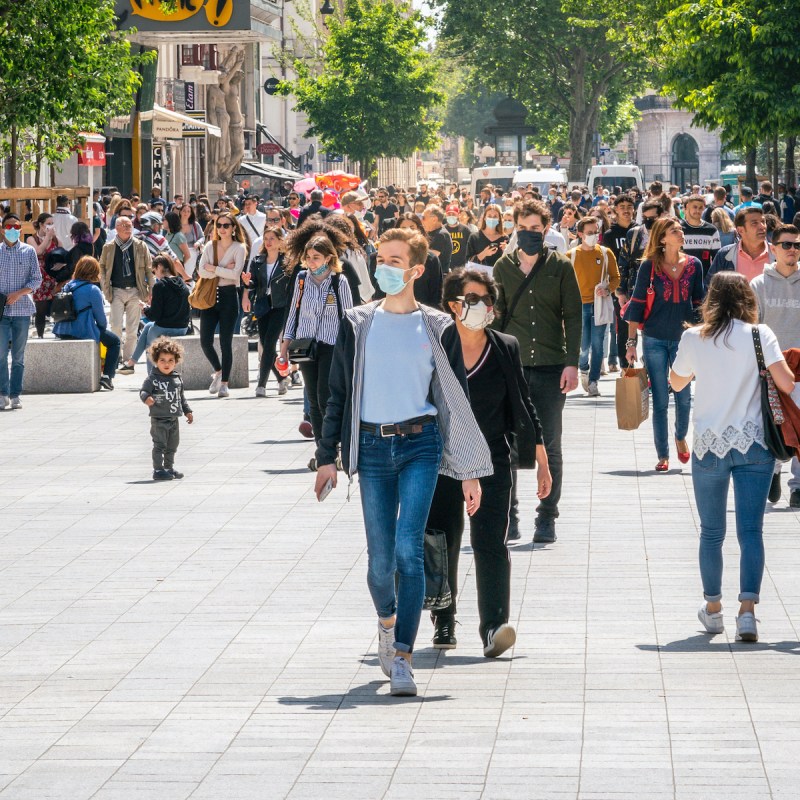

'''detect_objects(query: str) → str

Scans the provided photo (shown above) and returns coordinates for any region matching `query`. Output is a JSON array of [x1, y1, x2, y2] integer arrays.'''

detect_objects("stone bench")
[[174, 334, 249, 391], [23, 338, 101, 393]]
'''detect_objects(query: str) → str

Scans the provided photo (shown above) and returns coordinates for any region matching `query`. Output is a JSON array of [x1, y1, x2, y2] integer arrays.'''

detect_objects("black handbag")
[[423, 528, 452, 611], [287, 337, 318, 363], [752, 327, 793, 462]]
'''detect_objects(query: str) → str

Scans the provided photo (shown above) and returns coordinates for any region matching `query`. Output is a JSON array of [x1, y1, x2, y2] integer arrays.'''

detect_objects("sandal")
[[655, 459, 669, 472], [676, 439, 690, 464]]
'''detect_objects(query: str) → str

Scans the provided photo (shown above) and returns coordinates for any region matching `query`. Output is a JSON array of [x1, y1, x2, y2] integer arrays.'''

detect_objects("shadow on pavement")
[[602, 469, 684, 477], [277, 682, 452, 709], [637, 634, 800, 655], [262, 468, 312, 474], [257, 439, 309, 445]]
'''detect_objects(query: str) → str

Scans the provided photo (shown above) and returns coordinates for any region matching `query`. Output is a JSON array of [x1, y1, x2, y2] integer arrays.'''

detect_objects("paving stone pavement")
[[2, 355, 800, 800]]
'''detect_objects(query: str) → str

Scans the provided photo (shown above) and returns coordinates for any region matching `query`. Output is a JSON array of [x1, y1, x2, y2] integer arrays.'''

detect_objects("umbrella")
[[317, 170, 361, 194]]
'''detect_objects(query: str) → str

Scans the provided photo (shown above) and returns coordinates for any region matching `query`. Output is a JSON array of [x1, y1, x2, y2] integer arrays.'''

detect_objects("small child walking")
[[140, 337, 193, 481]]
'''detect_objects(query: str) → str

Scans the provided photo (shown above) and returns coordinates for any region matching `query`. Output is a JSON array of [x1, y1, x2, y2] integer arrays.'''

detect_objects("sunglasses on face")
[[778, 241, 800, 250], [216, 222, 233, 229], [458, 293, 493, 307], [4, 224, 21, 230]]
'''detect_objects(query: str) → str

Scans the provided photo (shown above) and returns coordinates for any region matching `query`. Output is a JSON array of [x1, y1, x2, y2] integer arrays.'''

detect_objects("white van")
[[586, 164, 644, 194], [470, 165, 520, 197], [511, 167, 568, 194]]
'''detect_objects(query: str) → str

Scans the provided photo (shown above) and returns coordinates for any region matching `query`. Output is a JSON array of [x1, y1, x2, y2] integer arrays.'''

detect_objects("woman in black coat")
[[426, 268, 552, 657]]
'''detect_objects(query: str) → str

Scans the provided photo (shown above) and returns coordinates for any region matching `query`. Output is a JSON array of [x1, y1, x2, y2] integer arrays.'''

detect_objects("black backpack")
[[51, 281, 91, 324]]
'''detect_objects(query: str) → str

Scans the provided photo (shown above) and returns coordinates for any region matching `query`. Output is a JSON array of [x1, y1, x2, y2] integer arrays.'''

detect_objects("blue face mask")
[[3, 227, 20, 245], [310, 262, 329, 277], [375, 264, 415, 296], [485, 217, 500, 229]]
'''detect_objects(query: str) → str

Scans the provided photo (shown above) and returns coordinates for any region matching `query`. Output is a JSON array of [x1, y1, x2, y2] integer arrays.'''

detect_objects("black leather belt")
[[360, 415, 436, 438]]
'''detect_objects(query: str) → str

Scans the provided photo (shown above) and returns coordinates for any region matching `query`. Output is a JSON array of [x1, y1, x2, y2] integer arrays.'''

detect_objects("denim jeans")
[[579, 303, 608, 383], [642, 335, 691, 459], [358, 423, 443, 654], [0, 315, 30, 398], [131, 323, 188, 367], [692, 442, 774, 603]]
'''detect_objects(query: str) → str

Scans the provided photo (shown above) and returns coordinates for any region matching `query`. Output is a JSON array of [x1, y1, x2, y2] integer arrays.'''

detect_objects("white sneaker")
[[390, 656, 417, 696], [209, 371, 222, 394], [278, 378, 289, 396], [377, 621, 395, 677], [484, 623, 516, 658], [697, 604, 724, 634], [255, 386, 267, 398], [580, 370, 589, 392], [10, 397, 22, 410], [0, 395, 9, 410], [217, 384, 229, 398], [587, 381, 601, 397], [735, 612, 758, 642]]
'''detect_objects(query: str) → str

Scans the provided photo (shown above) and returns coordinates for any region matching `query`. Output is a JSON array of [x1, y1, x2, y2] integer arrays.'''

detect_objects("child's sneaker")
[[153, 469, 174, 481]]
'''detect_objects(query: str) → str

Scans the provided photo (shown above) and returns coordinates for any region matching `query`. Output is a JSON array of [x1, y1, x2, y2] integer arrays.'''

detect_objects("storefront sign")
[[152, 145, 164, 187], [182, 112, 208, 138], [153, 117, 184, 139], [185, 82, 195, 111], [116, 0, 251, 33], [77, 141, 106, 167]]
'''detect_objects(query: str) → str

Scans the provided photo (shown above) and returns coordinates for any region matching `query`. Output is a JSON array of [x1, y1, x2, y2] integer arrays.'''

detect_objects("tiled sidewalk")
[[1, 362, 800, 799]]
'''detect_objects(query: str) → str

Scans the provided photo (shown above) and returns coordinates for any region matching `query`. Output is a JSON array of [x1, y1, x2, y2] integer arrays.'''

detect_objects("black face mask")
[[517, 230, 544, 256], [643, 217, 656, 230]]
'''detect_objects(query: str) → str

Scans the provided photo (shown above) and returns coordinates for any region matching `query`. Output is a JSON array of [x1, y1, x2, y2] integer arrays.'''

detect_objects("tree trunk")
[[33, 127, 42, 188], [745, 147, 757, 189], [773, 133, 780, 187], [786, 136, 796, 188], [568, 111, 596, 184], [9, 124, 18, 188]]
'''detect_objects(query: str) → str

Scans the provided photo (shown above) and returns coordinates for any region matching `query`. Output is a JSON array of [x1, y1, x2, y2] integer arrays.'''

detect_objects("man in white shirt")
[[52, 195, 78, 247], [239, 195, 266, 267]]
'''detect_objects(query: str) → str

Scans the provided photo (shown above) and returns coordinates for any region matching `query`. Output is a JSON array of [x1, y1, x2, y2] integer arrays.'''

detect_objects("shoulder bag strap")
[[752, 326, 767, 372], [500, 255, 546, 332], [331, 272, 344, 320], [244, 215, 260, 239], [289, 270, 307, 339]]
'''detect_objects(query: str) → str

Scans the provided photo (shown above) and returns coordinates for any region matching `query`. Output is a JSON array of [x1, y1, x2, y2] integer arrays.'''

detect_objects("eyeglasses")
[[3, 224, 21, 230], [267, 217, 281, 223], [458, 293, 493, 307], [216, 222, 233, 229], [777, 241, 800, 250]]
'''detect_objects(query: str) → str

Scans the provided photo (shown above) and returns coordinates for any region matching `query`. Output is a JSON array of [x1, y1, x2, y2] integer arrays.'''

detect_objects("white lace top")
[[672, 320, 785, 459]]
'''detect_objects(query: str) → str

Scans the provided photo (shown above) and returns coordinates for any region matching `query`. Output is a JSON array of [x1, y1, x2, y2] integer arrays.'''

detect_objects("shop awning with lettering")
[[139, 104, 221, 138], [236, 161, 303, 181]]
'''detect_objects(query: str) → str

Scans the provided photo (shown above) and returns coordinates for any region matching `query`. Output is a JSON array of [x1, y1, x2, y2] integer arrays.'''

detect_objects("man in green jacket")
[[493, 199, 582, 543]]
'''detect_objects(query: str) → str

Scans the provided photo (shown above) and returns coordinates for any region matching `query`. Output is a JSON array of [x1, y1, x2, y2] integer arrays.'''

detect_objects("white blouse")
[[198, 240, 246, 287], [672, 320, 784, 458]]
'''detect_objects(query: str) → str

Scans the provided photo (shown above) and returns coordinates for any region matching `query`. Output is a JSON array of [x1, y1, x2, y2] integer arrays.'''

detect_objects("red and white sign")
[[257, 142, 281, 156], [77, 135, 106, 167]]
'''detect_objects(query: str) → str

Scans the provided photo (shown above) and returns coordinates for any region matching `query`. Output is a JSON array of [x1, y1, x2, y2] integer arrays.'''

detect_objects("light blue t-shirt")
[[361, 307, 438, 424]]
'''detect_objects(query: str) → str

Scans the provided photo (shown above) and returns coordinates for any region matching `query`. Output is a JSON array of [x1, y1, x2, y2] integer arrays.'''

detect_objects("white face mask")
[[446, 215, 458, 226], [583, 233, 599, 247], [459, 300, 495, 330]]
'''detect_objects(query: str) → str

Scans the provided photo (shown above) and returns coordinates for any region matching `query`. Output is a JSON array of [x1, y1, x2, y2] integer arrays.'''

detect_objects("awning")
[[139, 104, 221, 138], [236, 161, 303, 181]]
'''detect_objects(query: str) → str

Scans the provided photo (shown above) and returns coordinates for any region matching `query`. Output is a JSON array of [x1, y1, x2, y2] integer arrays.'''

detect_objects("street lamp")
[[320, 0, 334, 14]]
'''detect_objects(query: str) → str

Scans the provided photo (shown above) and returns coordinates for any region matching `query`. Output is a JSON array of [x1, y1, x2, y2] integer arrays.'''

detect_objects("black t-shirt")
[[681, 219, 721, 277], [373, 202, 398, 233], [415, 194, 431, 206], [603, 223, 633, 263], [466, 230, 507, 267], [428, 227, 453, 273], [445, 223, 471, 269], [467, 341, 511, 458]]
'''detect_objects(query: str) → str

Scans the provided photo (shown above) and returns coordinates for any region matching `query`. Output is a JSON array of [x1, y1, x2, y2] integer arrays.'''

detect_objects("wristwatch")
[[626, 338, 638, 348]]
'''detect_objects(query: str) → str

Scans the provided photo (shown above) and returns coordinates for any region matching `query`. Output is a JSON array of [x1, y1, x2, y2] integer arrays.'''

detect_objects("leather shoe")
[[533, 517, 556, 544], [506, 518, 521, 541]]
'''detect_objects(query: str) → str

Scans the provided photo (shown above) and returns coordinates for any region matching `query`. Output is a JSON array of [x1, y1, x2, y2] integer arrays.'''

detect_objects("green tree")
[[0, 0, 148, 186], [435, 0, 650, 180], [278, 0, 444, 181], [658, 0, 800, 187]]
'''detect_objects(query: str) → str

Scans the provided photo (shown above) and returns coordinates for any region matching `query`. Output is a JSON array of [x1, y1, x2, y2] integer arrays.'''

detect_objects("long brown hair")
[[213, 211, 250, 261], [697, 272, 758, 344], [643, 217, 682, 274]]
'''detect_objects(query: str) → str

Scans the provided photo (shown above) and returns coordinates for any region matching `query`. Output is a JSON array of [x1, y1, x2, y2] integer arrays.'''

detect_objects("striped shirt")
[[283, 271, 353, 345], [0, 242, 41, 317]]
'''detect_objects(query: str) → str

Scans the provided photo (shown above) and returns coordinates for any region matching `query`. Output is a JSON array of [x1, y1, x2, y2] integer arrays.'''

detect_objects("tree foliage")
[[0, 0, 148, 182], [434, 0, 650, 180], [278, 0, 444, 180]]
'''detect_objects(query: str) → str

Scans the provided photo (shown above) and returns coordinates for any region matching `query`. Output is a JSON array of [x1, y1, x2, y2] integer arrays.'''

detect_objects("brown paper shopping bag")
[[615, 367, 650, 430]]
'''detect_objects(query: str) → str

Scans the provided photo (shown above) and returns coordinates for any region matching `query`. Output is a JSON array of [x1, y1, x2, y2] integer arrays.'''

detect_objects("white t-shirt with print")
[[672, 320, 784, 458]]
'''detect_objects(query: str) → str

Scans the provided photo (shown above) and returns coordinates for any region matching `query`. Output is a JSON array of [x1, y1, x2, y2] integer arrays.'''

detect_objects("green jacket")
[[492, 247, 582, 368]]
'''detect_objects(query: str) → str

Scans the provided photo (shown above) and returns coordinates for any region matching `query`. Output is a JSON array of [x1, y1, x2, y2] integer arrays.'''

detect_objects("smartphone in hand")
[[318, 477, 334, 502]]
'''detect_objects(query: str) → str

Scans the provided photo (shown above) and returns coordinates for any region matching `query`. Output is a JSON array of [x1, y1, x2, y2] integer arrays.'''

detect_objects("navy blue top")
[[624, 256, 705, 341]]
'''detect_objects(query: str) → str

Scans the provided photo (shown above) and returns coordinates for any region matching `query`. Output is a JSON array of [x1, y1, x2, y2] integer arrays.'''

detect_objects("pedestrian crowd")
[[3, 175, 800, 694]]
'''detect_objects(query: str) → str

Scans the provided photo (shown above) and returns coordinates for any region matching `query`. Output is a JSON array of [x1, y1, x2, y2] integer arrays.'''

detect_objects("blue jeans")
[[0, 315, 30, 398], [579, 303, 608, 383], [692, 442, 774, 603], [642, 335, 691, 459], [131, 323, 188, 367], [358, 423, 443, 654]]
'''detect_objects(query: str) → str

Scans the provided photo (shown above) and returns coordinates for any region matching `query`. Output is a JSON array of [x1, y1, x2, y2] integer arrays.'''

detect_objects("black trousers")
[[511, 367, 566, 523], [612, 295, 629, 369], [151, 417, 179, 469], [299, 342, 334, 442], [199, 286, 239, 382], [426, 458, 513, 644], [257, 309, 284, 387], [35, 300, 51, 338]]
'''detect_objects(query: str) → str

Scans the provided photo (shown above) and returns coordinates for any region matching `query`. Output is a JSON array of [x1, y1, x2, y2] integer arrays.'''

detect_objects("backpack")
[[51, 281, 91, 324]]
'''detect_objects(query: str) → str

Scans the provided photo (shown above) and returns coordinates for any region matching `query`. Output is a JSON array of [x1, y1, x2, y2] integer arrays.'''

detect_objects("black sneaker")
[[99, 375, 114, 391], [168, 469, 184, 480], [153, 469, 173, 481], [432, 616, 457, 649], [768, 473, 782, 503], [790, 490, 800, 509], [117, 363, 135, 375], [533, 517, 557, 544], [506, 518, 521, 541]]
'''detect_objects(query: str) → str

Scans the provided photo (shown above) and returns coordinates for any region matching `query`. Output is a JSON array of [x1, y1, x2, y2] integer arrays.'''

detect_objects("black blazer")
[[485, 328, 543, 469]]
